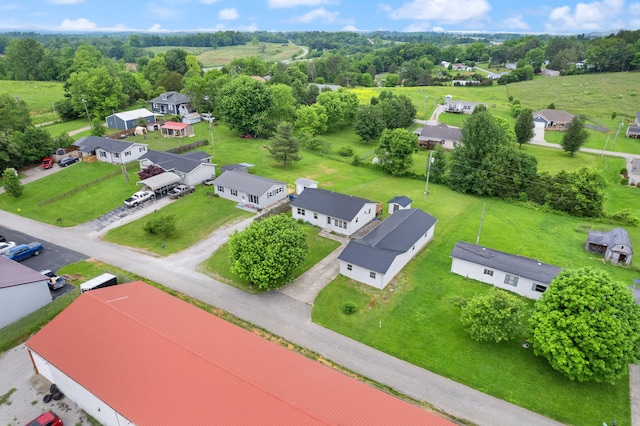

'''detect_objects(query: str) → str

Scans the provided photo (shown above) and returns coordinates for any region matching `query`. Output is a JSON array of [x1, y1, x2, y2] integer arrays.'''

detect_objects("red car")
[[42, 158, 54, 169], [26, 411, 63, 426]]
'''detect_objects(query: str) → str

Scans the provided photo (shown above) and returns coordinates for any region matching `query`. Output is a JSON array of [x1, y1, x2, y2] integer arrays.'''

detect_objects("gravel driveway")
[[0, 345, 88, 425]]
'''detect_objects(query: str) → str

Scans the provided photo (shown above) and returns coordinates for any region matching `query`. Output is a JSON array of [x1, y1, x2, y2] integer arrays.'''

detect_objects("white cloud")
[[385, 0, 491, 24], [147, 5, 184, 20], [501, 14, 529, 31], [200, 0, 220, 4], [49, 0, 84, 4], [291, 7, 339, 23], [546, 0, 625, 32], [341, 25, 358, 31], [267, 0, 337, 8], [0, 3, 20, 10], [627, 3, 640, 28], [59, 18, 97, 30], [219, 8, 239, 20]]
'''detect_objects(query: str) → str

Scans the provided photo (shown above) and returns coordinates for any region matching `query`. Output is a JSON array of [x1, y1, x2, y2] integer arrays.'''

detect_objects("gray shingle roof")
[[291, 188, 374, 221], [181, 151, 212, 162], [73, 136, 144, 154], [338, 209, 437, 274], [416, 123, 461, 142], [139, 150, 207, 174], [587, 228, 632, 251], [387, 196, 412, 207], [450, 241, 561, 284], [212, 170, 284, 196], [532, 109, 574, 124], [149, 91, 190, 106]]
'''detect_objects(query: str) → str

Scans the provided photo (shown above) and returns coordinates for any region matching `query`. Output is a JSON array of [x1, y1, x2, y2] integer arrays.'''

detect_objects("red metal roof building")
[[27, 281, 453, 426]]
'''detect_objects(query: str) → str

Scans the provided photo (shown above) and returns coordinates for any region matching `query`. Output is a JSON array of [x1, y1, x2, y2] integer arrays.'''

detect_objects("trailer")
[[80, 273, 118, 293]]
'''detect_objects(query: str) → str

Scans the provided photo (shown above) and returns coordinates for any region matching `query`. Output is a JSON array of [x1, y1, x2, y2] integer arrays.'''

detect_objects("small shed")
[[160, 122, 194, 138], [586, 228, 633, 265], [0, 257, 51, 329], [295, 178, 319, 195], [387, 196, 412, 214]]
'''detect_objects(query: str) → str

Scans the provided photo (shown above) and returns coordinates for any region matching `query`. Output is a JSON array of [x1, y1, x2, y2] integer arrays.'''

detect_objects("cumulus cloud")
[[627, 3, 640, 28], [49, 0, 84, 4], [384, 0, 491, 24], [291, 7, 339, 23], [267, 0, 337, 8], [219, 8, 239, 20], [546, 0, 625, 32], [59, 18, 96, 30], [501, 14, 529, 30]]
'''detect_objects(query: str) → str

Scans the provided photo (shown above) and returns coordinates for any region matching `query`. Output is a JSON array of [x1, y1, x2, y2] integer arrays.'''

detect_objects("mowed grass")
[[41, 118, 90, 137], [0, 162, 140, 226], [0, 80, 64, 114], [102, 190, 253, 255], [201, 223, 341, 292]]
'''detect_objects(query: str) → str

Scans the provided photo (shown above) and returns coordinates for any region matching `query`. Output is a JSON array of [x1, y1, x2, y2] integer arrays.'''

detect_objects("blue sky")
[[1, 0, 638, 34]]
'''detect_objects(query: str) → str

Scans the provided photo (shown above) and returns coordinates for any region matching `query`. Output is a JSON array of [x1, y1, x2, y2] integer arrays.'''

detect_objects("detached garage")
[[0, 257, 51, 329], [26, 282, 452, 426]]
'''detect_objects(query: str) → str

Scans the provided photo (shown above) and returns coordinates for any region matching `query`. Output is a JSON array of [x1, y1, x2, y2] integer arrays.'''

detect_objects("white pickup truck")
[[124, 190, 155, 207]]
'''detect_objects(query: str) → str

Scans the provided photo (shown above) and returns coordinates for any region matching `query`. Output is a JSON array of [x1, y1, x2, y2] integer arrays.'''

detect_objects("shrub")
[[342, 301, 357, 315], [143, 214, 177, 237], [338, 146, 354, 157], [621, 178, 629, 185]]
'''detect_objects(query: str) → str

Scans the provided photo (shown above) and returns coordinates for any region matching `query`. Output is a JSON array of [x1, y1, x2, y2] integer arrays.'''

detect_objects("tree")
[[460, 289, 526, 343], [354, 106, 385, 142], [217, 75, 274, 135], [529, 267, 640, 383], [429, 144, 448, 184], [12, 127, 53, 164], [0, 132, 20, 171], [5, 38, 45, 80], [267, 122, 301, 167], [375, 128, 418, 176], [269, 83, 296, 124], [0, 93, 32, 133], [316, 89, 359, 132], [91, 118, 106, 136], [514, 108, 535, 148], [295, 104, 328, 136], [3, 167, 23, 198], [561, 115, 589, 156], [228, 214, 309, 290], [144, 214, 177, 237], [138, 164, 165, 180]]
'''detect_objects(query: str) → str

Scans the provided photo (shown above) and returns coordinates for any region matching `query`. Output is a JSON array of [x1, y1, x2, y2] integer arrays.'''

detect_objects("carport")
[[137, 172, 181, 195]]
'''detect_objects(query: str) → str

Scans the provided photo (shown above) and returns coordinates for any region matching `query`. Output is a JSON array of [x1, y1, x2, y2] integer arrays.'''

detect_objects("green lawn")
[[0, 80, 64, 115], [41, 118, 90, 137], [102, 190, 253, 255]]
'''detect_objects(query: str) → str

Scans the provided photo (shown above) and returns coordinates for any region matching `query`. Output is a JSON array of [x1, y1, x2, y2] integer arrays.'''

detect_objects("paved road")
[[0, 210, 563, 426]]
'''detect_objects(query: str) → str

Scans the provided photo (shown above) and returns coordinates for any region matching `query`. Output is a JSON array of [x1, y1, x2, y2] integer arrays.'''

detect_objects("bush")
[[338, 146, 354, 157], [342, 301, 357, 315], [621, 178, 629, 185], [143, 214, 177, 237]]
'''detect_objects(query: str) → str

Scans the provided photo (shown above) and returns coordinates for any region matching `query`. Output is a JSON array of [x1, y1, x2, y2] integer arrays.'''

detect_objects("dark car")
[[26, 411, 63, 426], [0, 235, 5, 242], [42, 157, 54, 169], [3, 242, 43, 261], [39, 269, 67, 291], [58, 157, 79, 167]]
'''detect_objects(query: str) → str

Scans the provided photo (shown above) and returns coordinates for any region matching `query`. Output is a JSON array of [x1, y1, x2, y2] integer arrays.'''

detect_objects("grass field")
[[0, 80, 64, 116]]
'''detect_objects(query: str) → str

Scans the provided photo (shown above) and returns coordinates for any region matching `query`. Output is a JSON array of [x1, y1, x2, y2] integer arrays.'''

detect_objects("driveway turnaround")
[[0, 210, 565, 425]]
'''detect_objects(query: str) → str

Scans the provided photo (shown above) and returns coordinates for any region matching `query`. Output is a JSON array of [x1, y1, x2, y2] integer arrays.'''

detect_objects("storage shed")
[[0, 256, 51, 329], [586, 228, 633, 265]]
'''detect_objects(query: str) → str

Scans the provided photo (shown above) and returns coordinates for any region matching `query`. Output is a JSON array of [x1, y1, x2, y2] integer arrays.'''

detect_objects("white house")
[[338, 209, 437, 289], [295, 177, 318, 195], [0, 257, 51, 329], [138, 150, 215, 187], [387, 196, 412, 215], [413, 123, 462, 150], [211, 170, 287, 210], [450, 241, 562, 300], [73, 136, 148, 164], [290, 188, 378, 237]]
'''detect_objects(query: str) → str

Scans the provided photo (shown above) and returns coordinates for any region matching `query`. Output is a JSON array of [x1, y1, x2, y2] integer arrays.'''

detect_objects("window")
[[334, 219, 347, 229], [347, 264, 352, 271], [532, 284, 547, 293], [153, 103, 157, 108], [483, 269, 494, 276], [356, 217, 359, 223], [412, 245, 415, 251], [114, 153, 120, 158], [327, 216, 331, 224], [99, 151, 106, 158], [217, 186, 224, 193], [248, 194, 259, 203], [230, 189, 237, 196], [125, 151, 131, 156], [297, 208, 306, 216], [370, 271, 376, 279], [313, 212, 318, 219], [169, 104, 174, 111], [139, 147, 146, 152], [504, 274, 519, 286]]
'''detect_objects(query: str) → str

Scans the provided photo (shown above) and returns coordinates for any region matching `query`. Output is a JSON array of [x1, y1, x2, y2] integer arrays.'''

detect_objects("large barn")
[[26, 282, 452, 426]]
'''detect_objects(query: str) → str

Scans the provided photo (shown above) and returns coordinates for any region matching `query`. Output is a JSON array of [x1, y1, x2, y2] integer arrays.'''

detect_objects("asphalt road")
[[0, 210, 563, 426]]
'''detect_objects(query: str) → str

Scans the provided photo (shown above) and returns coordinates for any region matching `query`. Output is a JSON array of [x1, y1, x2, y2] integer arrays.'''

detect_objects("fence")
[[584, 124, 609, 133], [253, 199, 293, 223], [167, 139, 208, 154], [38, 168, 125, 207]]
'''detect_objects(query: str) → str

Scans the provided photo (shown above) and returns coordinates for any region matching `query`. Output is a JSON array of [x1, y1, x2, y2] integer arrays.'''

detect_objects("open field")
[[0, 80, 64, 116], [145, 42, 304, 68]]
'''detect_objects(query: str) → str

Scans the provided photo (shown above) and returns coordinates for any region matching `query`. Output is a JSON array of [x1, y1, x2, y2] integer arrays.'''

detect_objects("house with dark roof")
[[138, 150, 215, 187], [211, 170, 287, 210], [450, 241, 562, 300], [586, 228, 633, 265], [0, 256, 51, 329], [413, 123, 462, 150], [532, 109, 574, 131], [626, 112, 640, 139], [149, 91, 191, 116], [105, 108, 156, 131], [73, 136, 148, 164], [290, 188, 378, 237], [26, 281, 453, 426], [338, 208, 437, 289], [387, 195, 412, 214]]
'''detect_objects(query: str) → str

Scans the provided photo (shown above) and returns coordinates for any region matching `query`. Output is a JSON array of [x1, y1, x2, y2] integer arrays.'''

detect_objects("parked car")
[[42, 157, 54, 169], [26, 411, 63, 426], [3, 242, 43, 261], [39, 269, 67, 291], [124, 190, 154, 207], [0, 241, 17, 255], [202, 178, 215, 186], [201, 113, 214, 122], [0, 235, 7, 242], [58, 157, 79, 167], [168, 184, 195, 199]]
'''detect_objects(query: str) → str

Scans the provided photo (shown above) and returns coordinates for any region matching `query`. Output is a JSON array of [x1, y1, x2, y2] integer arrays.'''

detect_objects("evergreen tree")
[[561, 115, 589, 156], [514, 108, 535, 148], [267, 122, 301, 167]]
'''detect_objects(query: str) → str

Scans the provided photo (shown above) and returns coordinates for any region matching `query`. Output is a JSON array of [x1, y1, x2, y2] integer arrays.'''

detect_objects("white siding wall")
[[0, 282, 51, 329], [339, 261, 385, 289], [450, 258, 547, 300], [292, 202, 377, 236], [30, 351, 135, 426], [182, 164, 216, 186], [215, 183, 286, 209]]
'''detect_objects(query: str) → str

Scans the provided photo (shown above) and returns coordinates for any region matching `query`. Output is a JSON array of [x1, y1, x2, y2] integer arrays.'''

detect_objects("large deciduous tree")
[[460, 289, 526, 343], [228, 214, 309, 290], [375, 128, 418, 176], [354, 106, 385, 142], [267, 122, 301, 167], [561, 115, 589, 156], [218, 75, 274, 135], [316, 88, 359, 132], [3, 168, 23, 198], [295, 104, 328, 136], [5, 38, 45, 80], [514, 108, 535, 148], [529, 267, 640, 383]]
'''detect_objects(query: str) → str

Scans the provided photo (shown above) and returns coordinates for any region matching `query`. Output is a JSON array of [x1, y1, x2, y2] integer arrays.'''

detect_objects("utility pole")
[[423, 149, 434, 201], [81, 94, 91, 125], [209, 118, 215, 155], [476, 202, 486, 245], [610, 120, 624, 152], [601, 135, 609, 158]]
